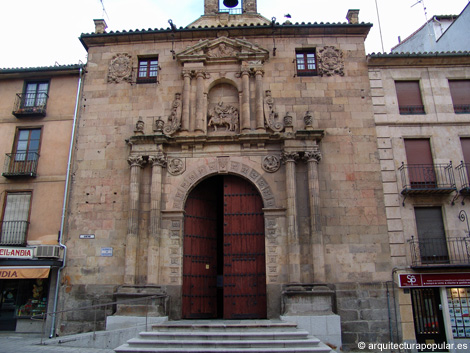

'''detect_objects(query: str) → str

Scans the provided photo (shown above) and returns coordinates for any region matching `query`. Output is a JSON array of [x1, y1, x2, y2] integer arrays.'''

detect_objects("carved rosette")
[[281, 151, 300, 164], [317, 46, 344, 77], [127, 155, 146, 168], [163, 93, 182, 136], [263, 90, 284, 132], [168, 158, 185, 175], [108, 53, 133, 83], [149, 152, 167, 168], [262, 155, 281, 173], [303, 150, 322, 164]]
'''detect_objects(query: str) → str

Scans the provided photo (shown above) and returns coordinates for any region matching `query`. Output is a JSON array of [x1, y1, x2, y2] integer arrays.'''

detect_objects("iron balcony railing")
[[13, 92, 48, 117], [399, 162, 456, 195], [409, 236, 470, 267], [399, 105, 425, 115], [456, 162, 470, 195], [0, 221, 29, 246], [454, 104, 470, 114], [2, 152, 39, 177]]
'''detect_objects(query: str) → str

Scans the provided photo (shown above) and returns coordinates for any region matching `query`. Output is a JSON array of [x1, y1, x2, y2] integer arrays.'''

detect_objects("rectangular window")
[[404, 139, 436, 188], [395, 81, 425, 114], [14, 128, 41, 162], [446, 288, 470, 338], [415, 207, 448, 264], [449, 80, 470, 114], [1, 192, 32, 245], [295, 50, 317, 76], [23, 82, 49, 107], [137, 58, 158, 83]]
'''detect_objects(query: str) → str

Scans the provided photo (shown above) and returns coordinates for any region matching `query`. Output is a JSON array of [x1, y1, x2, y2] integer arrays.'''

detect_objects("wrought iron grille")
[[399, 105, 425, 114], [399, 162, 456, 194], [2, 152, 39, 177], [13, 92, 48, 117], [456, 162, 470, 191], [409, 236, 470, 267], [0, 221, 29, 245]]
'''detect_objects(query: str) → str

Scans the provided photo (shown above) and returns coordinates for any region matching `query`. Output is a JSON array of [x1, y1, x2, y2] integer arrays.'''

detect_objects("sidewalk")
[[0, 333, 116, 353]]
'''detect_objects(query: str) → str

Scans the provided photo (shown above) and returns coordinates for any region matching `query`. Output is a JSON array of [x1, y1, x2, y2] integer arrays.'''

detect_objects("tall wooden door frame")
[[182, 175, 267, 319]]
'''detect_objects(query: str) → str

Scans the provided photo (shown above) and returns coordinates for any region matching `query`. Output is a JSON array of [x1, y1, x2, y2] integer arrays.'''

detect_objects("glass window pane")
[[29, 140, 39, 152], [18, 130, 30, 141], [30, 129, 41, 140], [16, 141, 28, 152]]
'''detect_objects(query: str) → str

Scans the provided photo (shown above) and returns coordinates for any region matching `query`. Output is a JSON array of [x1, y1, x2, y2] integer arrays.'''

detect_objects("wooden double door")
[[182, 175, 266, 319]]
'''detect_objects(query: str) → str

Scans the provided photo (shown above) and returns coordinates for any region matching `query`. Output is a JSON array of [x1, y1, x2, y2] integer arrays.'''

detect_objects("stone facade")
[[61, 1, 392, 350]]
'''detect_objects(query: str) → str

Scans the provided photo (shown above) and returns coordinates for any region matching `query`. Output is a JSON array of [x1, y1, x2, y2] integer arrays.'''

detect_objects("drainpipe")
[[50, 65, 83, 338]]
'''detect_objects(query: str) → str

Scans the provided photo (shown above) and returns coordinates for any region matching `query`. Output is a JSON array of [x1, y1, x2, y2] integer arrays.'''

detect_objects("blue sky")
[[0, 0, 468, 68]]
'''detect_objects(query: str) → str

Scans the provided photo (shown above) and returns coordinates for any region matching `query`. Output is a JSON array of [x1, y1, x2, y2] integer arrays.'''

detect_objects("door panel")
[[182, 179, 218, 318], [223, 176, 266, 319], [411, 288, 447, 352]]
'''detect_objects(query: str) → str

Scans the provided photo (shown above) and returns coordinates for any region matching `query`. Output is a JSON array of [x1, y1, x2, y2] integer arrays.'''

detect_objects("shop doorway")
[[411, 288, 448, 352], [182, 175, 266, 319]]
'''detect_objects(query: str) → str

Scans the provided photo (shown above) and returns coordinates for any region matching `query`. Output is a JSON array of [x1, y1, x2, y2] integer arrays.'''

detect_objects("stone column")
[[254, 69, 265, 132], [124, 155, 146, 285], [181, 71, 191, 131], [281, 151, 301, 284], [147, 151, 167, 285], [304, 148, 325, 282], [241, 69, 251, 132], [195, 71, 206, 133]]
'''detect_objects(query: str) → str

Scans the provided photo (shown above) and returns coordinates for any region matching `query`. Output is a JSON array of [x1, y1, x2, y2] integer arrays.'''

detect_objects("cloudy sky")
[[0, 0, 468, 68]]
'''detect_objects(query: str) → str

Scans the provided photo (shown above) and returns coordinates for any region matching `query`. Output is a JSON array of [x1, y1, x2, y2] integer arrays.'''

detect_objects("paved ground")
[[0, 332, 116, 353]]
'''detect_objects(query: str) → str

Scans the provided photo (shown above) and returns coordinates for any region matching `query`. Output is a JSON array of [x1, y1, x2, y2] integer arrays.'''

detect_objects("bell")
[[223, 0, 239, 8]]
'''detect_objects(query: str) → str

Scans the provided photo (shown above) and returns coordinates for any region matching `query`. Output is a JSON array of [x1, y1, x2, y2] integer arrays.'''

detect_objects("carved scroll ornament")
[[163, 93, 182, 136], [263, 90, 284, 132]]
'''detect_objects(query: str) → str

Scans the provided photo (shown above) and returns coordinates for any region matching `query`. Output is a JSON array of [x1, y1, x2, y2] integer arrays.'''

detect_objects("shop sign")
[[0, 246, 33, 259], [399, 273, 470, 288], [0, 266, 50, 279]]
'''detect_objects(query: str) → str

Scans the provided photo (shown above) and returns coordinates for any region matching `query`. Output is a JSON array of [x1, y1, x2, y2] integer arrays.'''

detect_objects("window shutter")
[[404, 139, 433, 165], [395, 81, 424, 114], [461, 138, 470, 164], [449, 80, 470, 106]]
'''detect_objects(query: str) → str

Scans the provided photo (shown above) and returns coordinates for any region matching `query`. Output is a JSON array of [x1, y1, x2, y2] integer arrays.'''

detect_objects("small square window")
[[295, 50, 317, 77], [137, 58, 158, 83]]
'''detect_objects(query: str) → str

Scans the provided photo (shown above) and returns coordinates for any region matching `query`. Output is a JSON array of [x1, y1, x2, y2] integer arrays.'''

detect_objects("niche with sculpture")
[[207, 82, 240, 134]]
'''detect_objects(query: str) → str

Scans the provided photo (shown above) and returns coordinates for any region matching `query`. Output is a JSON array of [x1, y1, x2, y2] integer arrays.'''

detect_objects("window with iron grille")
[[295, 50, 317, 77], [137, 58, 158, 83], [395, 81, 425, 115], [449, 80, 470, 114], [1, 192, 32, 245]]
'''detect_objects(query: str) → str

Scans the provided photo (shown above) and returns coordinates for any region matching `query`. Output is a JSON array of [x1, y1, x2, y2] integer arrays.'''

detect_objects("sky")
[[0, 0, 469, 69]]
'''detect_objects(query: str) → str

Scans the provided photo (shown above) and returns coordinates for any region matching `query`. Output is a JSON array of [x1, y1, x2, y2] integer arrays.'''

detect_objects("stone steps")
[[114, 320, 333, 353]]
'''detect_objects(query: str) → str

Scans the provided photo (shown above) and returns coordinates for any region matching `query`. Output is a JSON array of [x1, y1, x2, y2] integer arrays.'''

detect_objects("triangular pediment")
[[176, 36, 269, 64]]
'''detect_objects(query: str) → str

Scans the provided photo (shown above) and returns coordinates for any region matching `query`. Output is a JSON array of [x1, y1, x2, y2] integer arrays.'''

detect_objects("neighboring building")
[[60, 0, 392, 350], [391, 3, 470, 53], [368, 52, 470, 349], [0, 65, 83, 333]]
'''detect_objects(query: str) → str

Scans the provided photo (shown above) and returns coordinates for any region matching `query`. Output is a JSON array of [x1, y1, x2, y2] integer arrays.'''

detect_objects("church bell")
[[223, 0, 239, 8]]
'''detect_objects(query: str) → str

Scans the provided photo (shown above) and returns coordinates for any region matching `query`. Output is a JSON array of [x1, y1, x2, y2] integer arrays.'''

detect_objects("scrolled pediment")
[[176, 36, 269, 64]]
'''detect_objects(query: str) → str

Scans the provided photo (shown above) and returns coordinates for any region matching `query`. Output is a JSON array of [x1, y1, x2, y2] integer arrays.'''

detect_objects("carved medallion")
[[262, 155, 281, 173], [168, 158, 185, 175], [108, 53, 132, 83]]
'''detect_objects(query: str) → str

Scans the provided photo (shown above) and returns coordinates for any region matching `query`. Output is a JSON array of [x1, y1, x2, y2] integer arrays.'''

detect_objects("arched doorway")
[[182, 175, 266, 319]]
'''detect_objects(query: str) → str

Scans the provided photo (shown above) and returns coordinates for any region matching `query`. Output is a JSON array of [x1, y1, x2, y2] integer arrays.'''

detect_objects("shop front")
[[399, 272, 470, 350], [0, 246, 61, 332]]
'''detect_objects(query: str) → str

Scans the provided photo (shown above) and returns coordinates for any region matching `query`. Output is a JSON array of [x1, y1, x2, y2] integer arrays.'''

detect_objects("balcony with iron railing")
[[12, 92, 48, 117], [399, 162, 456, 197], [409, 236, 470, 268], [399, 105, 425, 115], [0, 221, 29, 246], [2, 152, 39, 178], [456, 162, 470, 196], [454, 104, 470, 114]]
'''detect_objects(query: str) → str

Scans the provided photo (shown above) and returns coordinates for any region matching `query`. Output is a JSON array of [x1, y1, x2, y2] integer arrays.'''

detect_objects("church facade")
[[61, 1, 392, 349]]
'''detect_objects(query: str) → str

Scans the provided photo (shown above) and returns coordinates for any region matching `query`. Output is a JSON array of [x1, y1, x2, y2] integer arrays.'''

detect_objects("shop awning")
[[0, 266, 50, 279]]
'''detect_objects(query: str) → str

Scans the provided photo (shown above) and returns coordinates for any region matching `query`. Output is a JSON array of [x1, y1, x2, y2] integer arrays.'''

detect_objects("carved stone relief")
[[208, 102, 239, 132], [317, 46, 344, 77], [262, 155, 281, 173], [108, 53, 133, 83], [167, 158, 185, 175], [263, 90, 284, 132], [163, 93, 182, 136]]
